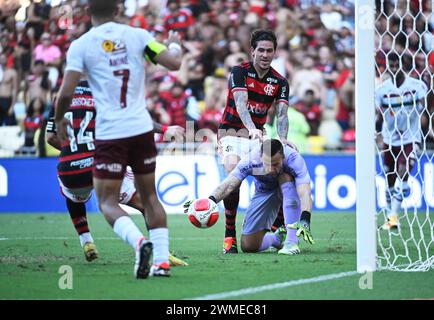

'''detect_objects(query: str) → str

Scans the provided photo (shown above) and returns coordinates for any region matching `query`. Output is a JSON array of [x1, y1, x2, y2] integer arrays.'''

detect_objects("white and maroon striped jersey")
[[375, 77, 428, 146]]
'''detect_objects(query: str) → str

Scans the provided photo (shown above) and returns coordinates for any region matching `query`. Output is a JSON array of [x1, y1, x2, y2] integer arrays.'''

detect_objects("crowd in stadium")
[[375, 0, 434, 150], [0, 0, 364, 157]]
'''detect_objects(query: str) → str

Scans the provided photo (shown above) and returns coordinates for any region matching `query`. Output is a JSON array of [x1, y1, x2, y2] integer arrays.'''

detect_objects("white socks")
[[149, 228, 169, 265], [79, 232, 94, 247], [113, 216, 144, 250], [113, 217, 169, 265]]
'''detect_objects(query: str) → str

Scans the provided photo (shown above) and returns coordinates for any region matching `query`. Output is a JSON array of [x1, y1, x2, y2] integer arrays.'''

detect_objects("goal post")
[[356, 0, 377, 273], [357, 0, 434, 272]]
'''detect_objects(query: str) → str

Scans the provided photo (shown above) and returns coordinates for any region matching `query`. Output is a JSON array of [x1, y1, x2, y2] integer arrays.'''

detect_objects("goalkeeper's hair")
[[88, 0, 118, 18], [261, 139, 283, 158], [250, 29, 277, 50]]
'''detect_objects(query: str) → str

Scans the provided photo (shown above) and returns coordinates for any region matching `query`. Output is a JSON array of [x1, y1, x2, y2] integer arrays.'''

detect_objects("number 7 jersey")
[[65, 22, 159, 140], [47, 81, 95, 188]]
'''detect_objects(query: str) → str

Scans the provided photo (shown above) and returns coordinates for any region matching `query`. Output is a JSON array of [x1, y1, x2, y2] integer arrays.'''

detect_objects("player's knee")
[[98, 198, 118, 214], [240, 238, 259, 253]]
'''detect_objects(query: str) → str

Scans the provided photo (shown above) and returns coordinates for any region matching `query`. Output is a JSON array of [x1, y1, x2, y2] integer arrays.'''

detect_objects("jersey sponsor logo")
[[266, 77, 278, 84], [70, 157, 94, 169], [281, 86, 287, 98], [71, 97, 94, 108], [264, 84, 275, 96], [248, 82, 255, 88], [95, 163, 123, 172], [247, 101, 268, 115], [143, 157, 157, 165], [247, 72, 256, 78], [102, 39, 126, 53]]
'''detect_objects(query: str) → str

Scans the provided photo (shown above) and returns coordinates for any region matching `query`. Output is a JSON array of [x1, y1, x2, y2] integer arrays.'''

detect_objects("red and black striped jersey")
[[219, 62, 289, 132], [47, 81, 95, 187]]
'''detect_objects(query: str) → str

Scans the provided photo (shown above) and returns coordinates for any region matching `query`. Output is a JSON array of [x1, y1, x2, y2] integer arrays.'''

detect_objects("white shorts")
[[58, 178, 93, 203], [219, 136, 261, 160], [59, 167, 137, 204]]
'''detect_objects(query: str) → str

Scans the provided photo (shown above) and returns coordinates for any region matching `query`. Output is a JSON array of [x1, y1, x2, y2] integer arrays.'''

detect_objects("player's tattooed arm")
[[234, 90, 262, 140], [211, 174, 242, 203], [234, 90, 255, 130], [276, 101, 289, 140], [54, 70, 81, 142]]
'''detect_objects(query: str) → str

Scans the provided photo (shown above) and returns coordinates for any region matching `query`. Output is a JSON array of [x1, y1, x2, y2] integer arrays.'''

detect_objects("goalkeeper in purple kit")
[[185, 139, 314, 254]]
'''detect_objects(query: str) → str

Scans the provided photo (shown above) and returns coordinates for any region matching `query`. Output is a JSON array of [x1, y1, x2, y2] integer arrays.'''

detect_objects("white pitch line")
[[0, 236, 356, 241], [187, 270, 359, 300]]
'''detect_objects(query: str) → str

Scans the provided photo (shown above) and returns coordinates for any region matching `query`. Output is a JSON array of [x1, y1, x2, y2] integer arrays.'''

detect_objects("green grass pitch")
[[0, 212, 433, 300]]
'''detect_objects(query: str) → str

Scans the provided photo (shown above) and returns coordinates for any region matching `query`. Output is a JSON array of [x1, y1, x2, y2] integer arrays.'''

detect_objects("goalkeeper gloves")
[[287, 211, 315, 244]]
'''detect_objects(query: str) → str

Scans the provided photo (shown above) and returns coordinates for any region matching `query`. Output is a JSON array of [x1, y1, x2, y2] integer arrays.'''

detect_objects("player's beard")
[[254, 58, 271, 74]]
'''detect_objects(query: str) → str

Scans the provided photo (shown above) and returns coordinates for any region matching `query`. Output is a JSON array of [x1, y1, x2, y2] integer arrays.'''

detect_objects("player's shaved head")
[[88, 0, 118, 18], [261, 139, 283, 158]]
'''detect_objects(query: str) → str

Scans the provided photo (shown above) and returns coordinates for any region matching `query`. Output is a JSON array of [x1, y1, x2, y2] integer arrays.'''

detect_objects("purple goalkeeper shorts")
[[242, 188, 282, 235]]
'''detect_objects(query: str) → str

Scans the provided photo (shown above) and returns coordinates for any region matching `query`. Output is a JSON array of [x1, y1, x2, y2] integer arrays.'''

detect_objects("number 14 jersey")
[[47, 81, 95, 188]]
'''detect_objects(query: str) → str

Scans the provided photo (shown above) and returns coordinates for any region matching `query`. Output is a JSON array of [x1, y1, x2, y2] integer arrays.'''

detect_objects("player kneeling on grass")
[[185, 139, 314, 254]]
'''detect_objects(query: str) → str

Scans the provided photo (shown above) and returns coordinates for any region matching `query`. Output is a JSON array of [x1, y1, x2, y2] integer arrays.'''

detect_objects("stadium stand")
[[0, 0, 359, 156]]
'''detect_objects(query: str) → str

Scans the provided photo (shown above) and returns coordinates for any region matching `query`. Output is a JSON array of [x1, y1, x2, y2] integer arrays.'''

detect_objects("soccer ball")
[[187, 198, 219, 229]]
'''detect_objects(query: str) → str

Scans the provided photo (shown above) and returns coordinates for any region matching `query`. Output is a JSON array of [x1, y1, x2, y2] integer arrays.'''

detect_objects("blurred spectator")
[[224, 40, 249, 71], [318, 108, 342, 150], [24, 60, 51, 109], [200, 68, 226, 133], [0, 52, 18, 125], [0, 0, 358, 155], [341, 112, 355, 152], [334, 22, 355, 57], [265, 100, 310, 153], [178, 39, 208, 100], [16, 97, 44, 156], [158, 80, 190, 128], [292, 56, 323, 100], [116, 1, 131, 25], [33, 32, 61, 89], [129, 5, 149, 29], [295, 89, 322, 135], [164, 0, 195, 38], [25, 0, 51, 42]]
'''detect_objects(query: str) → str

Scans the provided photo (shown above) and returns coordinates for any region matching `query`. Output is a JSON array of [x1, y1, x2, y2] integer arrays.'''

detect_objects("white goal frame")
[[356, 0, 377, 273]]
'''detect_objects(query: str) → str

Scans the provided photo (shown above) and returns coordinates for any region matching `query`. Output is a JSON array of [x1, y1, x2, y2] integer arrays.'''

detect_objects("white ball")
[[187, 198, 219, 229]]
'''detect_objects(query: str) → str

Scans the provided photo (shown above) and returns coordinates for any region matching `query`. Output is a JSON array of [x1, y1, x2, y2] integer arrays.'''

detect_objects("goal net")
[[374, 0, 434, 271]]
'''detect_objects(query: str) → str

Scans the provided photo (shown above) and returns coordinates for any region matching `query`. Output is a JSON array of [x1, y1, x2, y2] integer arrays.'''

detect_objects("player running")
[[186, 139, 314, 254], [375, 53, 428, 230], [46, 79, 187, 266], [54, 0, 183, 278], [217, 29, 293, 253]]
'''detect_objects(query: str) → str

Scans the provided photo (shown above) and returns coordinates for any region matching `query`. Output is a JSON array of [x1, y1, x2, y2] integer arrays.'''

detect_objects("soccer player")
[[54, 0, 183, 278], [375, 52, 428, 230], [187, 139, 314, 254], [46, 79, 187, 266], [218, 29, 292, 253]]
